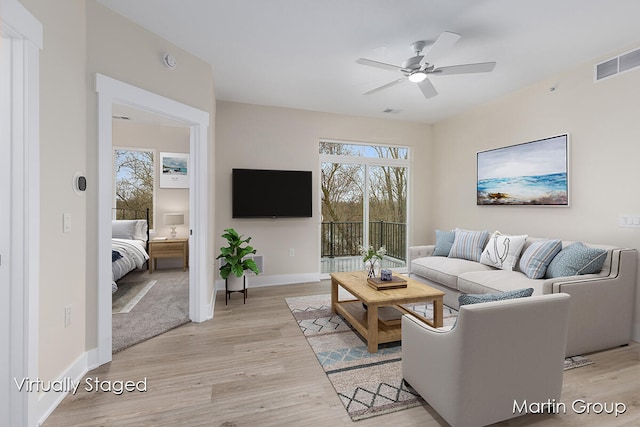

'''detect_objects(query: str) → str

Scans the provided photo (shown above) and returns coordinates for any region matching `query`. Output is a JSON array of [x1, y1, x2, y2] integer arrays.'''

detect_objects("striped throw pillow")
[[519, 239, 562, 279], [448, 229, 490, 262]]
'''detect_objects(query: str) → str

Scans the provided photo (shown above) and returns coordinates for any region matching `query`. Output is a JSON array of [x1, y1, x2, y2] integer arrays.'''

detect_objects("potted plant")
[[216, 228, 259, 303]]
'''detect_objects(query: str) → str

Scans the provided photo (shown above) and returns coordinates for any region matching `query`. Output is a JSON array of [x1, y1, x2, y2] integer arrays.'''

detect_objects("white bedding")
[[112, 238, 149, 293]]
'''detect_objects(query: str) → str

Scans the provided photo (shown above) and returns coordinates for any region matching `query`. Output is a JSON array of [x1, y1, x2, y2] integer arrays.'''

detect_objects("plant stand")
[[225, 275, 247, 305]]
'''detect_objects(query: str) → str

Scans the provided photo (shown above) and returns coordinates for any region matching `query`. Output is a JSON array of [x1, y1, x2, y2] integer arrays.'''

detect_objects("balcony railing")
[[321, 221, 406, 261]]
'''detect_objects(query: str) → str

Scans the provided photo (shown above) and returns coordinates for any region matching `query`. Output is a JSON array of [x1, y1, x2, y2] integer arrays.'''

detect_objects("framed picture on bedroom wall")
[[477, 134, 569, 206], [160, 152, 189, 188]]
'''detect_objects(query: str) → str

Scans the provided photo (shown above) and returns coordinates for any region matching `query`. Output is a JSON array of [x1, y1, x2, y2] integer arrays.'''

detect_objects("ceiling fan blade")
[[363, 78, 406, 95], [423, 31, 461, 64], [417, 78, 438, 99], [433, 62, 496, 75], [356, 58, 403, 72]]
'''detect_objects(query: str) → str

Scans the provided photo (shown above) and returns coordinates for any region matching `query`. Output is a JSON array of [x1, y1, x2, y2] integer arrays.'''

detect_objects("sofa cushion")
[[448, 228, 490, 262], [412, 256, 494, 290], [518, 239, 562, 279], [458, 287, 534, 306], [545, 242, 607, 278], [479, 231, 528, 271], [433, 229, 456, 256], [457, 270, 544, 295]]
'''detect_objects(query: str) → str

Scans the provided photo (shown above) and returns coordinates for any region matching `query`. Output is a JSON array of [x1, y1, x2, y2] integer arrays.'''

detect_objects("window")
[[320, 140, 410, 273], [113, 148, 155, 228]]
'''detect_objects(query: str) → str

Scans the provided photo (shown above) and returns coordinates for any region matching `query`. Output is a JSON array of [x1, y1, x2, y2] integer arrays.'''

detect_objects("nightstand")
[[148, 238, 189, 273]]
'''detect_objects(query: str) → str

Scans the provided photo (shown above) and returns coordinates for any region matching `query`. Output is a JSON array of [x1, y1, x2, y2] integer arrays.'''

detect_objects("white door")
[[0, 36, 13, 421]]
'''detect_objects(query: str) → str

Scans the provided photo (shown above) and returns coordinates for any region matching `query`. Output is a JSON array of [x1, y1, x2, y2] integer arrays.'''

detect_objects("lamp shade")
[[163, 213, 184, 226]]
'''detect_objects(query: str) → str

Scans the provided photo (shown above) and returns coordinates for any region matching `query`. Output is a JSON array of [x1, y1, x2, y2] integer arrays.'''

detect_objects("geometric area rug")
[[285, 293, 594, 421], [285, 292, 458, 421]]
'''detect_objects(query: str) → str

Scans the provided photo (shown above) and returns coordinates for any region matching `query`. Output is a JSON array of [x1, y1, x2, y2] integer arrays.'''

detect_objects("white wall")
[[432, 43, 640, 341], [215, 101, 433, 285]]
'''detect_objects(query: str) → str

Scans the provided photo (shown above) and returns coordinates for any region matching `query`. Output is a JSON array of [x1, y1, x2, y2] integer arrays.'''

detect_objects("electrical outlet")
[[619, 214, 640, 227], [64, 305, 72, 327], [289, 248, 295, 257]]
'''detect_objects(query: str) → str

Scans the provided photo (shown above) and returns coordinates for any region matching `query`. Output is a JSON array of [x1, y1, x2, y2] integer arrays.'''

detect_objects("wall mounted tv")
[[232, 168, 313, 218]]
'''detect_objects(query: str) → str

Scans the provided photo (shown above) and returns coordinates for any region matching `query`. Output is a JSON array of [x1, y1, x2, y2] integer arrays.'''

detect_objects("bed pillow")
[[448, 228, 490, 262], [519, 239, 562, 279], [480, 231, 528, 270], [133, 220, 148, 241], [112, 220, 137, 240], [433, 229, 456, 256], [545, 242, 607, 278], [458, 288, 534, 306]]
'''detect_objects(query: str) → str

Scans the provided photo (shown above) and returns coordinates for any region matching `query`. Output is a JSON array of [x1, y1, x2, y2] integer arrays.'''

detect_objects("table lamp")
[[163, 212, 184, 239]]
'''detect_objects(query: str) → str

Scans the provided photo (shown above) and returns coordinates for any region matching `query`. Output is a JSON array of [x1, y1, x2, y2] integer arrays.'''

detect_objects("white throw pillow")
[[480, 231, 528, 271]]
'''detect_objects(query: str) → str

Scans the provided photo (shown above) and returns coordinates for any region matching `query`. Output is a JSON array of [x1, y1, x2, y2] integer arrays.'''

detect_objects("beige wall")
[[215, 101, 433, 282], [112, 120, 191, 239], [20, 0, 216, 388], [432, 43, 640, 340], [20, 0, 87, 387]]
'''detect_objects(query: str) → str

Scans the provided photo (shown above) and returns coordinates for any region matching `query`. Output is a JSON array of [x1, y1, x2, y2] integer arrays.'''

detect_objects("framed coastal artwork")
[[160, 152, 189, 188], [477, 134, 569, 206]]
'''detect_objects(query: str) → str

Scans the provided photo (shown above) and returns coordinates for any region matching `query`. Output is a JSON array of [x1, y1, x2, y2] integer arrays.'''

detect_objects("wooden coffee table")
[[331, 271, 445, 353]]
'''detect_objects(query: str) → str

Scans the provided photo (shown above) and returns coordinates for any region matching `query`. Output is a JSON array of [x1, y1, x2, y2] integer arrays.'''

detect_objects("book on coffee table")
[[367, 276, 407, 290]]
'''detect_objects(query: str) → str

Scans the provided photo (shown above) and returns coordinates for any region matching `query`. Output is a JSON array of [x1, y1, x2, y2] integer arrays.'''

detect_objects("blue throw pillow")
[[448, 228, 490, 262], [519, 239, 563, 279], [433, 229, 456, 256], [458, 288, 534, 306], [545, 242, 607, 278]]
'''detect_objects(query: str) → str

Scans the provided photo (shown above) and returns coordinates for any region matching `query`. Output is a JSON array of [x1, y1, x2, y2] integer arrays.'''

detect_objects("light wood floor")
[[43, 281, 640, 426]]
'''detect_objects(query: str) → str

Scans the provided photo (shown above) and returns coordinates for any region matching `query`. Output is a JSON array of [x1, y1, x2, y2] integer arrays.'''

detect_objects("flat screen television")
[[232, 168, 313, 218]]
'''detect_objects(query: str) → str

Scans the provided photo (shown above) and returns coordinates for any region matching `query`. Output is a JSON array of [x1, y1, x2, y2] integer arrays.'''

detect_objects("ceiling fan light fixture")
[[408, 71, 427, 83]]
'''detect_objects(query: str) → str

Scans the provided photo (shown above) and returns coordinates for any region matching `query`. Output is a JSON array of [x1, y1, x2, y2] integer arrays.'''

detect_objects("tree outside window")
[[114, 149, 154, 228]]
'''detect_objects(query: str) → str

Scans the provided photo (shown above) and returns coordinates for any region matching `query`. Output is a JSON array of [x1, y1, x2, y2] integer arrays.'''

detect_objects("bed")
[[111, 209, 150, 293]]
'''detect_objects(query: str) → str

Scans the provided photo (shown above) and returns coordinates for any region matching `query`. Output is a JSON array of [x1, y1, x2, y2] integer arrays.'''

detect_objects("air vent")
[[595, 47, 640, 81]]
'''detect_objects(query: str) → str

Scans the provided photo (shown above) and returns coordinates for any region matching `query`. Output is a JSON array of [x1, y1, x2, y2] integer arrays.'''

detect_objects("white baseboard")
[[38, 349, 94, 425], [215, 272, 320, 291]]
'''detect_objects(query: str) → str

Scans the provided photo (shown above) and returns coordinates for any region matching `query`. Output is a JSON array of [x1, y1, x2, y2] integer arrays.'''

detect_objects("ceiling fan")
[[356, 31, 496, 99]]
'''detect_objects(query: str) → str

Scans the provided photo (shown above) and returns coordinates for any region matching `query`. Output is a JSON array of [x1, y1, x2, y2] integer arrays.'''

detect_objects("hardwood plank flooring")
[[43, 282, 640, 426]]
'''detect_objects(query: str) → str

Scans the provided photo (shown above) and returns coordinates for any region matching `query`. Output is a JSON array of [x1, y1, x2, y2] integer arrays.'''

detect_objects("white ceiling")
[[98, 0, 640, 124]]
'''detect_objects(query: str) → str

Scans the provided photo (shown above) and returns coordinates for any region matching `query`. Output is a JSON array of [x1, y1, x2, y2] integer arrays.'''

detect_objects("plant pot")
[[225, 274, 247, 304], [365, 259, 381, 278], [227, 274, 246, 291]]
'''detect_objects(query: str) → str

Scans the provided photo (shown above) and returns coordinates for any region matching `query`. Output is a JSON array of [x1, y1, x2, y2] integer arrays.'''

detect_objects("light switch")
[[63, 213, 71, 232]]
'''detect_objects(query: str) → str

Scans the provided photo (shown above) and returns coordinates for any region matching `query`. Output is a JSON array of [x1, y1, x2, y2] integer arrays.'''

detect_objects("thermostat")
[[73, 172, 86, 196]]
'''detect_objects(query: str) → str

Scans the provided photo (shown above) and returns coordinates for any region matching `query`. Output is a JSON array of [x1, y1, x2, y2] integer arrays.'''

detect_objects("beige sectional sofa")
[[408, 234, 637, 357]]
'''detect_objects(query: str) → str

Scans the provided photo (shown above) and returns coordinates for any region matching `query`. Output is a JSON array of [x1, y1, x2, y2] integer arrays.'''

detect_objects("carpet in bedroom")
[[112, 268, 190, 353]]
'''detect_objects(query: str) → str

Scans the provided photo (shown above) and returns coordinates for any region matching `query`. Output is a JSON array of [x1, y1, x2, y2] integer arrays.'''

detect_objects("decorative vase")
[[365, 259, 381, 278]]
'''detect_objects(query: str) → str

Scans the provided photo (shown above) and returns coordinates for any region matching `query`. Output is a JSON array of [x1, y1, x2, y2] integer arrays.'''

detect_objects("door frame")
[[95, 74, 212, 366], [1, 1, 42, 425]]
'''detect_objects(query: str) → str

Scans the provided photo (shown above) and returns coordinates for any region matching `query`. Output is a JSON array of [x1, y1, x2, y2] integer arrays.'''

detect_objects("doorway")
[[96, 74, 211, 366], [319, 140, 409, 276], [111, 111, 191, 352]]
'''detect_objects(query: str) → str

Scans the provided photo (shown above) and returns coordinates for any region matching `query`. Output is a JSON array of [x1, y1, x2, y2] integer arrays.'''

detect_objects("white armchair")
[[402, 293, 571, 427]]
